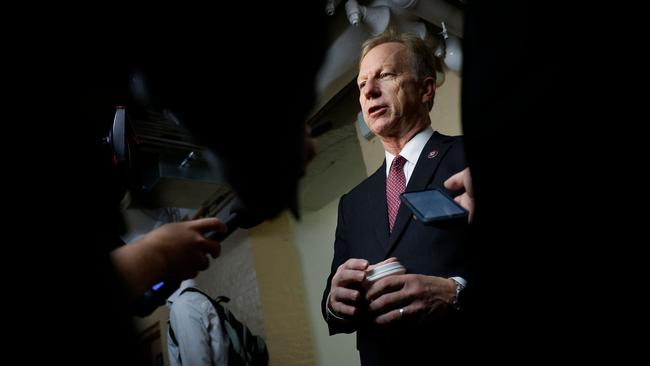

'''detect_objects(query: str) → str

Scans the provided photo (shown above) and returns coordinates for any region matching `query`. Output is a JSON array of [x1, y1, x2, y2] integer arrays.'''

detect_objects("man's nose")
[[362, 79, 381, 100]]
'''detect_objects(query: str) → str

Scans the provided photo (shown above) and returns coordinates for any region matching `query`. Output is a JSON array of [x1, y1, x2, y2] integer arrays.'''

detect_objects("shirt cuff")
[[326, 292, 348, 322]]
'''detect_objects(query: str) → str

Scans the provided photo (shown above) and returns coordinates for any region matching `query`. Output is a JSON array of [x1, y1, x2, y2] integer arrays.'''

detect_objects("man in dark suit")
[[321, 33, 471, 365]]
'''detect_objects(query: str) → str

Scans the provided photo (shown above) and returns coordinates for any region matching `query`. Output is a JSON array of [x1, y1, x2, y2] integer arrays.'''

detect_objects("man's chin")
[[368, 120, 391, 136]]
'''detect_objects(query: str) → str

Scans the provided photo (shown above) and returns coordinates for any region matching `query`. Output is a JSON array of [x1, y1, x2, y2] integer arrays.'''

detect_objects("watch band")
[[450, 277, 465, 310]]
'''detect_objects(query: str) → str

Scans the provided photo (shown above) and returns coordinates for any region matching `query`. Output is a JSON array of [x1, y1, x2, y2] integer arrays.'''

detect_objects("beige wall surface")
[[293, 200, 361, 366], [250, 214, 316, 366], [431, 70, 463, 137]]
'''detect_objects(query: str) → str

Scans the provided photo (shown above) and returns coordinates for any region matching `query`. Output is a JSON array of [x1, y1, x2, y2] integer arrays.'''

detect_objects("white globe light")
[[444, 35, 463, 74]]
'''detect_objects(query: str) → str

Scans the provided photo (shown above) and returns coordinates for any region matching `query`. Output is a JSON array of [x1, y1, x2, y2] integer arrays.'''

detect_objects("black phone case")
[[400, 188, 468, 223]]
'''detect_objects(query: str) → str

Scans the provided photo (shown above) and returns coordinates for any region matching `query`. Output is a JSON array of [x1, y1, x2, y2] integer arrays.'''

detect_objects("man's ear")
[[421, 76, 436, 108]]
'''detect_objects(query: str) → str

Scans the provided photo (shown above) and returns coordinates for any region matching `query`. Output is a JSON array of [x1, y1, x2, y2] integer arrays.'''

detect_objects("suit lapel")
[[383, 132, 453, 258], [368, 162, 391, 252]]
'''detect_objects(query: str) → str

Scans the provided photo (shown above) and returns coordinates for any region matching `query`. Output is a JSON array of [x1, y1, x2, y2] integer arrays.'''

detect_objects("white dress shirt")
[[167, 280, 229, 366]]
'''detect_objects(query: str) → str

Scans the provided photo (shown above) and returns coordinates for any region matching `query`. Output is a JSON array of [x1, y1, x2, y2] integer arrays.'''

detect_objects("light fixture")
[[325, 0, 342, 16], [344, 0, 390, 36], [438, 22, 463, 74]]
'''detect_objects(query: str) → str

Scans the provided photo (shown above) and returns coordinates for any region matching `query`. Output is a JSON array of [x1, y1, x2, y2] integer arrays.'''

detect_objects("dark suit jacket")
[[321, 132, 470, 365]]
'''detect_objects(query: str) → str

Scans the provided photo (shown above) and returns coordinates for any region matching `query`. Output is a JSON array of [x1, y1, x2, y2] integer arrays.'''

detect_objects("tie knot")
[[391, 155, 406, 171]]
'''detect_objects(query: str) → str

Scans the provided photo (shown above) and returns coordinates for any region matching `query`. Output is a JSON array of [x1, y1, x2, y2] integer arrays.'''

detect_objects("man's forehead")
[[360, 43, 407, 72]]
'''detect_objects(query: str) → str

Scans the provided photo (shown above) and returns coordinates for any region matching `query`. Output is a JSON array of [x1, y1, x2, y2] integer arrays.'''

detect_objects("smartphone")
[[400, 188, 468, 223]]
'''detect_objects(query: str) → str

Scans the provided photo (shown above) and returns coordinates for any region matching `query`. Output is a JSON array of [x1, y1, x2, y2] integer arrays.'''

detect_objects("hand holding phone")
[[400, 188, 468, 223]]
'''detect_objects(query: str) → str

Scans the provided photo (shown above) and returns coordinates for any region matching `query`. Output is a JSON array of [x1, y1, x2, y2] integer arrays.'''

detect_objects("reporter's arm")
[[111, 218, 226, 299]]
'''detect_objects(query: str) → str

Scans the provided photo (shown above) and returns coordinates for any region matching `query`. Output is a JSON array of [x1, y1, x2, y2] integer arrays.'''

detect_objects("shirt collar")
[[385, 127, 433, 173], [166, 279, 197, 306]]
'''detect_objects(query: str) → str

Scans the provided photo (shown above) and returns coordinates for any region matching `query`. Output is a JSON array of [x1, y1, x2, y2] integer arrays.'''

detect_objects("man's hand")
[[144, 218, 226, 280], [444, 167, 474, 223], [365, 274, 456, 325], [328, 258, 369, 319], [365, 257, 398, 273], [111, 218, 226, 297]]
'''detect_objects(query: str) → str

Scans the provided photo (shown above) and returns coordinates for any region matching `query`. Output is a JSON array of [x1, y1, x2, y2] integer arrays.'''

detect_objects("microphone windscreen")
[[230, 199, 266, 229]]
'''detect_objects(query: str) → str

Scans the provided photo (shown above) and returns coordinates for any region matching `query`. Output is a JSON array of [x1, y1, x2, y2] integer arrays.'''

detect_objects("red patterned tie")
[[386, 155, 406, 232]]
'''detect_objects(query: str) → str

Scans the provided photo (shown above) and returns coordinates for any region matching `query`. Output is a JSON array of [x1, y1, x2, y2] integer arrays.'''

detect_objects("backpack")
[[168, 287, 269, 366]]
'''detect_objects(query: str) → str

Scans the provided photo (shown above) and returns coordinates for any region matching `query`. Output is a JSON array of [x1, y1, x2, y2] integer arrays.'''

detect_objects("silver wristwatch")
[[450, 277, 465, 310]]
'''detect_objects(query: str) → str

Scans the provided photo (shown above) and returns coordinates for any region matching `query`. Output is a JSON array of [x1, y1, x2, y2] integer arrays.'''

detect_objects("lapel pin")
[[427, 150, 438, 159]]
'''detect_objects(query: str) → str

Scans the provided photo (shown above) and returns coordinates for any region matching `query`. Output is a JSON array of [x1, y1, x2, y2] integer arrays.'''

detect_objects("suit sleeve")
[[447, 137, 468, 177], [321, 194, 357, 335]]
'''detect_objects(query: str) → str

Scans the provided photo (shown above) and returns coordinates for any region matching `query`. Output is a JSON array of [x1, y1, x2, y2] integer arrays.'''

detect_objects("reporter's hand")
[[328, 258, 369, 320], [144, 218, 226, 280], [365, 274, 456, 325], [444, 167, 474, 223], [111, 218, 226, 297]]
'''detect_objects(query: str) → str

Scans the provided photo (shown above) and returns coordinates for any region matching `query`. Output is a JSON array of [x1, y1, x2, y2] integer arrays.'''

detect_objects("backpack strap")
[[178, 287, 229, 309], [168, 320, 179, 346]]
